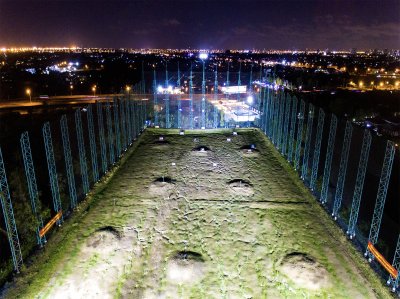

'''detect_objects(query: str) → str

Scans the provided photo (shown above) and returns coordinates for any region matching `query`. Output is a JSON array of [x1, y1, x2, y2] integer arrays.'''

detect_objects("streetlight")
[[70, 85, 73, 95], [92, 85, 96, 96], [199, 52, 208, 129], [199, 52, 208, 60], [126, 85, 131, 100], [26, 88, 31, 103]]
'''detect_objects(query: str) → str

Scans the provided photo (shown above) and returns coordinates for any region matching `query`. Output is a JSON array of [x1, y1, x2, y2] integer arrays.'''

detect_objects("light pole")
[[70, 85, 73, 96], [199, 52, 208, 129], [247, 95, 253, 127], [92, 85, 96, 96], [26, 88, 31, 103]]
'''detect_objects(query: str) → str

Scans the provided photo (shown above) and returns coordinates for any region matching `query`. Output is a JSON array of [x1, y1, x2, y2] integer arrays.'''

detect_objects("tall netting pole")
[[320, 114, 337, 204], [277, 92, 285, 150], [213, 64, 218, 128], [87, 104, 99, 182], [60, 115, 78, 209], [119, 98, 127, 151], [268, 88, 274, 136], [281, 94, 291, 157], [165, 62, 170, 128], [177, 62, 182, 128], [287, 96, 298, 163], [294, 99, 305, 171], [272, 91, 279, 145], [113, 99, 122, 157], [310, 108, 325, 191], [301, 103, 315, 182], [96, 101, 108, 173], [347, 129, 372, 239], [153, 69, 158, 127], [20, 131, 46, 246], [0, 147, 23, 272], [332, 120, 353, 219], [106, 101, 115, 165], [365, 140, 395, 259], [237, 61, 241, 102], [75, 109, 90, 194], [388, 234, 400, 292], [189, 63, 194, 129], [42, 122, 63, 224], [201, 58, 206, 128]]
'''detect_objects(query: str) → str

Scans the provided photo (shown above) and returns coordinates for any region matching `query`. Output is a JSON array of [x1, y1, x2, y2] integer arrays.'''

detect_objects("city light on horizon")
[[0, 0, 399, 50]]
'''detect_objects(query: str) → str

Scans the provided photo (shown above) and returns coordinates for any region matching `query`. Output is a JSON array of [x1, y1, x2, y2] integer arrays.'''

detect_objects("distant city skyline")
[[0, 0, 399, 50]]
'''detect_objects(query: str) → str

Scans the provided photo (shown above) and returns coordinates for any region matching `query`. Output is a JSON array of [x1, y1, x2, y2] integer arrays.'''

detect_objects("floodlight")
[[199, 53, 208, 60], [247, 95, 254, 104]]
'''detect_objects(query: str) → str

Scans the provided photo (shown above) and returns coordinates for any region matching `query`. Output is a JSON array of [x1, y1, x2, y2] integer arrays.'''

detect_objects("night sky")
[[0, 0, 399, 50]]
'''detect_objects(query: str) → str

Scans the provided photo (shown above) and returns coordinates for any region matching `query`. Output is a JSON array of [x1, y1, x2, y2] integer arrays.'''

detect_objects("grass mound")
[[280, 252, 330, 290]]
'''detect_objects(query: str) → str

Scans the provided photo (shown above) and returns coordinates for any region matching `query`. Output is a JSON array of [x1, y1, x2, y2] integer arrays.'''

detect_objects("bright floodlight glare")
[[199, 53, 208, 60], [247, 96, 254, 104], [157, 85, 163, 93]]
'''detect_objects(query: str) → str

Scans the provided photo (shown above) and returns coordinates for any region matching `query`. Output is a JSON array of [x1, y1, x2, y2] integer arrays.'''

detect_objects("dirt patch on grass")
[[166, 251, 206, 284], [280, 252, 330, 290], [228, 179, 254, 196]]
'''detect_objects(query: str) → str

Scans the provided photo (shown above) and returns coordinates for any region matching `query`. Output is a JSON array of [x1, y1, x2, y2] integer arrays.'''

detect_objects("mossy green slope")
[[3, 128, 391, 299]]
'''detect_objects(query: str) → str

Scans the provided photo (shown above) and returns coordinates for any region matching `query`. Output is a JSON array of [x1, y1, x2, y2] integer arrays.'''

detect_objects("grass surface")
[[2, 128, 392, 299]]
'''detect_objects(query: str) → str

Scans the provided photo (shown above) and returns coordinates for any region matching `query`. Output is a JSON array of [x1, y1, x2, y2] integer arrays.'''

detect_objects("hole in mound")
[[240, 144, 259, 153], [192, 145, 211, 152], [153, 140, 170, 145], [240, 144, 256, 150], [228, 179, 253, 187], [285, 252, 315, 263], [85, 227, 121, 250], [97, 226, 122, 238], [149, 177, 176, 195], [228, 179, 254, 196], [174, 251, 205, 262], [154, 176, 176, 184], [166, 251, 205, 284], [280, 252, 330, 290]]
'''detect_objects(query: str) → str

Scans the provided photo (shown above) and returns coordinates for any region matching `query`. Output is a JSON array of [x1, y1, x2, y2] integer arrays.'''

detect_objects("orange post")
[[368, 241, 398, 278], [39, 211, 62, 238]]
